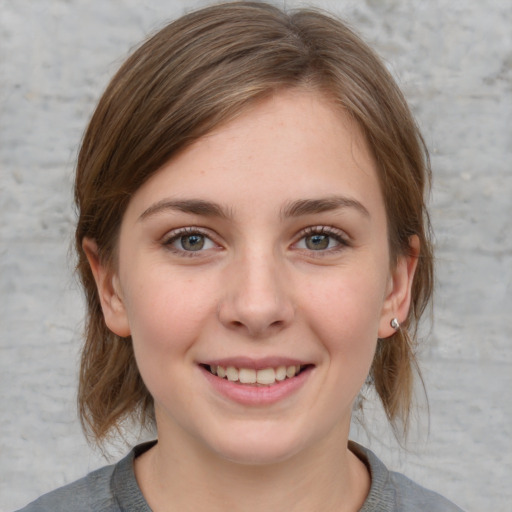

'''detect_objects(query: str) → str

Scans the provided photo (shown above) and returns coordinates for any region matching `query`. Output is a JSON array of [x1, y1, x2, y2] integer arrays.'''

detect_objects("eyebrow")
[[138, 199, 232, 222], [138, 195, 369, 222], [281, 196, 370, 219]]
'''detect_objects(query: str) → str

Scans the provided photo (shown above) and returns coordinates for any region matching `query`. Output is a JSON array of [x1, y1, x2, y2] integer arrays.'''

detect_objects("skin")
[[84, 89, 418, 512]]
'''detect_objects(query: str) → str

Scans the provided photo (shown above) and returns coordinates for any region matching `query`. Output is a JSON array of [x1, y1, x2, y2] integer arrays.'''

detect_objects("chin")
[[206, 426, 310, 466]]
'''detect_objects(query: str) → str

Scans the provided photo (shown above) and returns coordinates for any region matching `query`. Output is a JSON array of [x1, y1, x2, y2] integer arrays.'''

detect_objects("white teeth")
[[226, 366, 238, 381], [239, 368, 256, 384], [256, 368, 276, 385], [275, 366, 287, 381], [286, 365, 296, 378], [210, 364, 303, 385]]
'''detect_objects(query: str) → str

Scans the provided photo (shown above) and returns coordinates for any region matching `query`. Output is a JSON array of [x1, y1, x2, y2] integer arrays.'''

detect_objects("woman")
[[19, 2, 463, 511]]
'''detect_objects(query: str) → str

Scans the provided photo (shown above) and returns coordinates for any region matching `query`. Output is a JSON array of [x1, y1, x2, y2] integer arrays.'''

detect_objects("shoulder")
[[387, 470, 464, 512], [15, 464, 118, 512], [16, 442, 155, 512], [349, 441, 465, 512]]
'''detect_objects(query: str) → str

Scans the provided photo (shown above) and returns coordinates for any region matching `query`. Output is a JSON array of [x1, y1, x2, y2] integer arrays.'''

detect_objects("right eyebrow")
[[138, 199, 232, 222], [280, 196, 370, 219]]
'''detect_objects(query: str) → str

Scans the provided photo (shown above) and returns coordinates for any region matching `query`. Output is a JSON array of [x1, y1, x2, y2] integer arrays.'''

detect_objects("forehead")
[[123, 89, 385, 224], [195, 89, 372, 170]]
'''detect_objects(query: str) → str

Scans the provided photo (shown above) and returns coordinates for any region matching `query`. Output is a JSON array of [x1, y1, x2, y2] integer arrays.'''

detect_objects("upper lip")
[[199, 357, 311, 370]]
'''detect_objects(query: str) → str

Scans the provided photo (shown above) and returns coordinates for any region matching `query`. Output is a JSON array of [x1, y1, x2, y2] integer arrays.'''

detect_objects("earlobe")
[[82, 238, 131, 338], [378, 235, 420, 339]]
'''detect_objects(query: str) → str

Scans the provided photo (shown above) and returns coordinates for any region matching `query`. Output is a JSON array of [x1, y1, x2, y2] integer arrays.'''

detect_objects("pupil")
[[182, 234, 204, 251], [306, 234, 329, 250]]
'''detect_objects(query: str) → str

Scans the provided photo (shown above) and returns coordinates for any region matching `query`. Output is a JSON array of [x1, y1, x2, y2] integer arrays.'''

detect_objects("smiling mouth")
[[201, 364, 311, 386]]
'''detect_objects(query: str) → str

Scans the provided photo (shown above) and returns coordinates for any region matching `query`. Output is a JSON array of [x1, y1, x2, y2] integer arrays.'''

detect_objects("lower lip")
[[200, 366, 313, 406]]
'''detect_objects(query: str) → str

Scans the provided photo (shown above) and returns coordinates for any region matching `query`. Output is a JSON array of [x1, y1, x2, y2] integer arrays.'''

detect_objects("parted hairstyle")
[[75, 1, 433, 444]]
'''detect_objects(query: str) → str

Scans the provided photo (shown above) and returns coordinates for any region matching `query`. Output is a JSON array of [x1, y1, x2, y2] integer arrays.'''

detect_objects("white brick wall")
[[1, 1, 510, 511]]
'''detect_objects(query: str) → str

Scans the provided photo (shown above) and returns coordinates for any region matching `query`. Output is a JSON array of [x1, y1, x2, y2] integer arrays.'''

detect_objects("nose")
[[217, 252, 295, 338]]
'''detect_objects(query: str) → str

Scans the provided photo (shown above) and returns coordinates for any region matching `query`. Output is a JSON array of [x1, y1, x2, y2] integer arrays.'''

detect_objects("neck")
[[134, 425, 370, 512]]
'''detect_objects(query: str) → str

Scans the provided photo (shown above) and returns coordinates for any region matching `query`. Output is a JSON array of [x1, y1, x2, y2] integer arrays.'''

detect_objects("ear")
[[82, 237, 131, 338], [378, 235, 420, 339]]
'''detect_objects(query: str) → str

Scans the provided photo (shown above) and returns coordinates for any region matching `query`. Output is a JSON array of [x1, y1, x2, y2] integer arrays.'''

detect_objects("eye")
[[163, 228, 217, 254], [303, 233, 334, 250], [295, 227, 348, 252]]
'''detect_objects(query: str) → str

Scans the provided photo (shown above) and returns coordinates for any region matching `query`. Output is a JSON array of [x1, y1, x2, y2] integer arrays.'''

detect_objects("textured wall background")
[[1, 1, 511, 511]]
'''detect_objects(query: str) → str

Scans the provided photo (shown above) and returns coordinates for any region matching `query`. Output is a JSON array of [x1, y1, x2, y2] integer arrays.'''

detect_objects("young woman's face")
[[92, 89, 414, 464]]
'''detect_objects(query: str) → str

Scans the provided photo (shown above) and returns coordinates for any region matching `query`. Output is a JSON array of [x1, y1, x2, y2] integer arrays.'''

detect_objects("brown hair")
[[75, 1, 433, 444]]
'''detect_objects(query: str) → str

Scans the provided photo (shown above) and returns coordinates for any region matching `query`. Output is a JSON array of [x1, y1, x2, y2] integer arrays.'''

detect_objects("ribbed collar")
[[110, 440, 394, 512], [111, 441, 156, 511], [349, 441, 396, 512]]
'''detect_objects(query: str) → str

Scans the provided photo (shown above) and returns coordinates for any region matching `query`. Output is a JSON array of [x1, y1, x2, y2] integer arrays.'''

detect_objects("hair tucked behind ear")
[[370, 329, 425, 438], [77, 265, 154, 442], [75, 1, 433, 446]]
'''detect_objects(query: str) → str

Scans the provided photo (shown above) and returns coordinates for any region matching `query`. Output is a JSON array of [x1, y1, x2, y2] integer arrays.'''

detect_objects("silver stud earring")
[[390, 318, 400, 330]]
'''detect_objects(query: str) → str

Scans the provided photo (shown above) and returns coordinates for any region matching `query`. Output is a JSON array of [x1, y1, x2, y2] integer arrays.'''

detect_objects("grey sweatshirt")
[[17, 441, 464, 511]]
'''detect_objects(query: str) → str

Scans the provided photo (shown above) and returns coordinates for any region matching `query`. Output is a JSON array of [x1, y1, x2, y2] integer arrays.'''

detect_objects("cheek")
[[303, 267, 386, 334], [122, 269, 220, 410], [300, 268, 386, 374], [121, 267, 219, 363]]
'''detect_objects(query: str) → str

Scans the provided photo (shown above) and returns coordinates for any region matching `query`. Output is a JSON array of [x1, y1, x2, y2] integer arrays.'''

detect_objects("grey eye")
[[305, 234, 331, 250], [180, 234, 206, 251], [165, 229, 217, 254]]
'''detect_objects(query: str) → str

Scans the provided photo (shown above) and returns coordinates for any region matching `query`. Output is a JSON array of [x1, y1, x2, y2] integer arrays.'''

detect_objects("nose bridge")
[[218, 244, 294, 336]]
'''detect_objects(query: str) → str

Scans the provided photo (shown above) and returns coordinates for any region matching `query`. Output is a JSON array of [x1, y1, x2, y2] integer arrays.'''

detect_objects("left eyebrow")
[[138, 199, 232, 222], [280, 196, 370, 219]]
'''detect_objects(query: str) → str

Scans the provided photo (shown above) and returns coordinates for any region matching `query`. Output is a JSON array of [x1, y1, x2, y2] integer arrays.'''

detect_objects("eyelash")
[[161, 225, 350, 257], [294, 226, 350, 254], [162, 227, 219, 257]]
